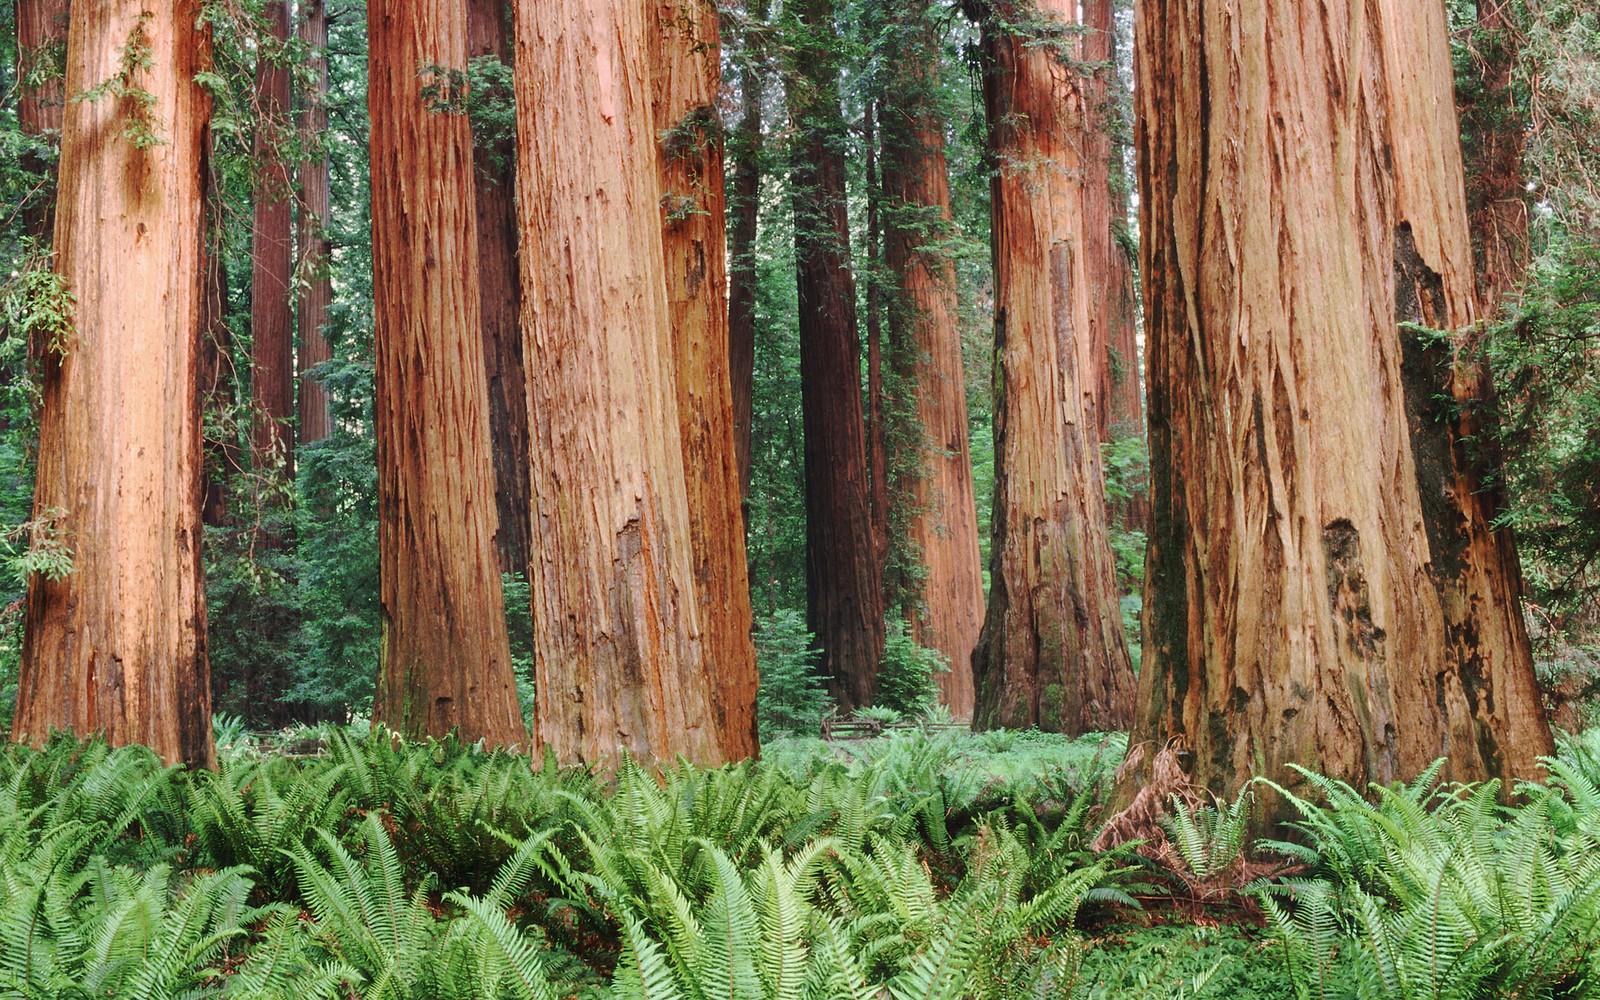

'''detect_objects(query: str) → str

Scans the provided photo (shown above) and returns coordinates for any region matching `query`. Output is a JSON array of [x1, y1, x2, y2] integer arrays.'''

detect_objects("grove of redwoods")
[[2, 0, 1600, 836]]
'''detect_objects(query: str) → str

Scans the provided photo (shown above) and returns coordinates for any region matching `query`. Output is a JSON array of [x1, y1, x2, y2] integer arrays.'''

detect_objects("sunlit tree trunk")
[[1125, 0, 1552, 819], [881, 1, 983, 718], [250, 0, 294, 475], [515, 0, 724, 766], [785, 0, 885, 713], [650, 0, 760, 760], [16, 0, 70, 239], [368, 0, 527, 748], [467, 0, 531, 580], [967, 0, 1135, 735], [727, 0, 769, 502], [295, 0, 332, 445], [15, 1, 215, 768]]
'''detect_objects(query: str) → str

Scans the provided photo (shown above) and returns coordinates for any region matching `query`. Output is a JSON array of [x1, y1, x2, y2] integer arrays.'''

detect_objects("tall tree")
[[1082, 0, 1140, 444], [467, 0, 531, 579], [16, 0, 70, 239], [295, 0, 333, 445], [1125, 0, 1552, 819], [879, 1, 984, 718], [515, 0, 725, 766], [1459, 0, 1531, 313], [784, 0, 885, 712], [368, 0, 526, 747], [650, 0, 761, 760], [968, 0, 1136, 735], [727, 0, 770, 502], [15, 1, 215, 768], [250, 1, 295, 475]]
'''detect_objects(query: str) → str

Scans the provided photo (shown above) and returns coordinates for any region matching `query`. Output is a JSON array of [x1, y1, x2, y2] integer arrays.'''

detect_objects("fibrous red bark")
[[295, 0, 333, 446], [250, 0, 294, 476]]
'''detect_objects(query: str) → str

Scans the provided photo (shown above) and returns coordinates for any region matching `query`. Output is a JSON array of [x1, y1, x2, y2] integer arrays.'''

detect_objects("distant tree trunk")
[[864, 101, 891, 587], [250, 0, 294, 476], [649, 0, 760, 761], [1124, 0, 1552, 821], [369, 0, 527, 748], [295, 0, 333, 446], [728, 0, 769, 503], [969, 0, 1135, 735], [16, 0, 70, 239], [881, 1, 983, 719], [200, 133, 241, 529], [467, 0, 531, 580], [15, 1, 215, 769], [1459, 0, 1530, 313], [785, 0, 885, 713], [515, 0, 724, 766]]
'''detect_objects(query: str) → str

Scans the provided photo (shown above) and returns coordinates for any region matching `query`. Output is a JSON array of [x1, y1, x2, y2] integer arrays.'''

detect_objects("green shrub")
[[876, 618, 947, 717], [754, 608, 829, 740]]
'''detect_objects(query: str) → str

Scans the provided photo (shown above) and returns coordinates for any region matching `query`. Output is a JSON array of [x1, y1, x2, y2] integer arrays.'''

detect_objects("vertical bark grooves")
[[650, 0, 760, 760], [295, 0, 333, 445], [16, 1, 215, 768], [250, 0, 295, 474], [728, 0, 768, 502], [369, 0, 526, 748], [1127, 0, 1551, 820], [16, 0, 71, 239], [468, 0, 532, 580], [971, 1, 1136, 736], [516, 0, 723, 766], [785, 0, 886, 713], [881, 3, 984, 719]]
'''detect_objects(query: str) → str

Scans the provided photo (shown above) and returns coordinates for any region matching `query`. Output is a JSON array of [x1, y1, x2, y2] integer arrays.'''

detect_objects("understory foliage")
[[0, 726, 1598, 998]]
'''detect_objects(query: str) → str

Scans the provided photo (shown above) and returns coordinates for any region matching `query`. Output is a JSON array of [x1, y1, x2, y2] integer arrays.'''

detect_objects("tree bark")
[[467, 0, 532, 581], [650, 0, 760, 761], [969, 0, 1135, 735], [250, 0, 295, 476], [16, 0, 70, 239], [727, 0, 768, 503], [15, 1, 215, 769], [515, 0, 724, 766], [295, 0, 333, 446], [865, 101, 892, 591], [1459, 0, 1530, 313], [880, 2, 984, 719], [785, 0, 885, 713], [1125, 0, 1552, 820], [200, 133, 241, 529], [369, 0, 527, 748]]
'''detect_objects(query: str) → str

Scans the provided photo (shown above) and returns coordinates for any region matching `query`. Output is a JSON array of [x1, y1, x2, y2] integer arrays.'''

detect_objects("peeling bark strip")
[[296, 0, 333, 446], [650, 0, 761, 760], [516, 0, 724, 766], [881, 1, 984, 719], [1127, 0, 1551, 821], [16, 1, 215, 769], [970, 0, 1136, 736], [786, 0, 886, 713], [251, 0, 295, 475], [467, 0, 531, 581], [369, 0, 526, 748]]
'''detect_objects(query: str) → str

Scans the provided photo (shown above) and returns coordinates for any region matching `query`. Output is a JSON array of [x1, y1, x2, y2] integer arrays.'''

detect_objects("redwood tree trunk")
[[515, 0, 724, 766], [250, 0, 294, 475], [1125, 0, 1552, 819], [200, 136, 241, 529], [785, 0, 885, 713], [467, 0, 531, 580], [16, 0, 70, 239], [369, 0, 527, 748], [727, 0, 768, 503], [881, 1, 984, 719], [970, 0, 1135, 735], [295, 0, 333, 446], [650, 0, 760, 761], [15, 1, 215, 769], [1459, 0, 1530, 313]]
